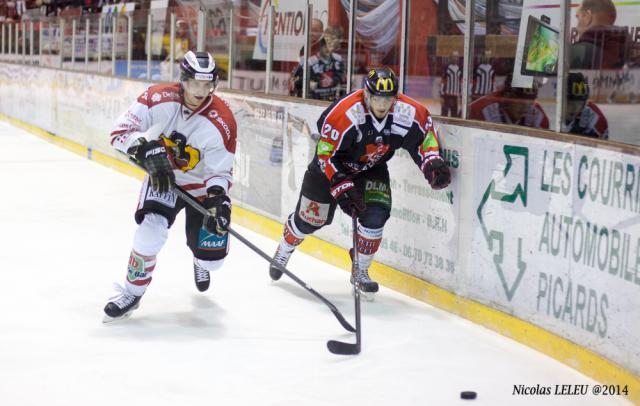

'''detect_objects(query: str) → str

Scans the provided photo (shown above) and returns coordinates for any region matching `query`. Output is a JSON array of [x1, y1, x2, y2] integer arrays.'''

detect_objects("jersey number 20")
[[322, 124, 340, 141]]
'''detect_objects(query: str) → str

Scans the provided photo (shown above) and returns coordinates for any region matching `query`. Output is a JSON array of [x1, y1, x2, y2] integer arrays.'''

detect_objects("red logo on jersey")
[[305, 201, 320, 217], [359, 144, 390, 163]]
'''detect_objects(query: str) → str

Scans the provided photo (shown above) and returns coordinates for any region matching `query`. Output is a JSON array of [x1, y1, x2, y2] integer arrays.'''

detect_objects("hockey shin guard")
[[356, 223, 384, 272], [125, 250, 157, 296], [270, 215, 307, 281], [125, 213, 169, 295], [280, 214, 307, 252]]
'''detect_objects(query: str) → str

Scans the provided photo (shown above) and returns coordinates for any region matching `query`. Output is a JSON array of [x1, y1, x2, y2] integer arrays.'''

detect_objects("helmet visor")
[[182, 78, 216, 95], [369, 94, 396, 113]]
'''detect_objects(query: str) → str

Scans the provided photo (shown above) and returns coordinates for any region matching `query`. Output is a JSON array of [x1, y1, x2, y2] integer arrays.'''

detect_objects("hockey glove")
[[134, 139, 176, 194], [203, 186, 232, 236], [330, 177, 366, 215], [421, 155, 451, 190]]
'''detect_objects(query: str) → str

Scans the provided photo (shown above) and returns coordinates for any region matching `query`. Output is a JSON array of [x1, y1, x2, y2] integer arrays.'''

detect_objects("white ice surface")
[[0, 120, 632, 406]]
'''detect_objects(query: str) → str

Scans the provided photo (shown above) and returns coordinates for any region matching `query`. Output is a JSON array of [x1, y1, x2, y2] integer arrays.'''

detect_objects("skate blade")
[[102, 310, 136, 323], [353, 289, 376, 302]]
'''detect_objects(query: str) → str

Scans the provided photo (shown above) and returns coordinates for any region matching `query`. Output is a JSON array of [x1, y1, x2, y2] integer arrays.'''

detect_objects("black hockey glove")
[[134, 139, 175, 194], [330, 176, 366, 215], [203, 186, 232, 236], [421, 155, 451, 190]]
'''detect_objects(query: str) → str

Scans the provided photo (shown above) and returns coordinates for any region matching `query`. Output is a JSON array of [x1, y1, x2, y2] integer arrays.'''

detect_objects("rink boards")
[[0, 63, 638, 402]]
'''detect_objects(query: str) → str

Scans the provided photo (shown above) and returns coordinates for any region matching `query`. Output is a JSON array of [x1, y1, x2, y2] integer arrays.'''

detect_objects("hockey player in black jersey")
[[269, 68, 451, 298]]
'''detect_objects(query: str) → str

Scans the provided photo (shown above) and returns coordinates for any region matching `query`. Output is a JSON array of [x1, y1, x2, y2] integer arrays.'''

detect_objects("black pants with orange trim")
[[291, 166, 391, 235]]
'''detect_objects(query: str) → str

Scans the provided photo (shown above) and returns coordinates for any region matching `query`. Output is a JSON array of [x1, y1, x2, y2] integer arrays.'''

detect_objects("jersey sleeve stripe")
[[317, 92, 361, 180], [181, 182, 206, 191]]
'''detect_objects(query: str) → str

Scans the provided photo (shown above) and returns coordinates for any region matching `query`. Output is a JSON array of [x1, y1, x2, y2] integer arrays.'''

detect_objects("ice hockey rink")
[[0, 119, 632, 406]]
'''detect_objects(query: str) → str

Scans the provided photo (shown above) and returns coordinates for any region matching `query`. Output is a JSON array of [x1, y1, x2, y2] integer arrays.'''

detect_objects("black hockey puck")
[[460, 391, 477, 400]]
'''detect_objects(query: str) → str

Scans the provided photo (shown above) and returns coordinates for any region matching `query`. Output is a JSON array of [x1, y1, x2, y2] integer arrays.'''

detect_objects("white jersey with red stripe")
[[111, 83, 237, 198], [469, 92, 550, 129], [312, 89, 442, 182]]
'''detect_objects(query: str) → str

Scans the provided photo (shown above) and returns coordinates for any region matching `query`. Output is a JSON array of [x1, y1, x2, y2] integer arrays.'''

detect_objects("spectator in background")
[[570, 0, 632, 69], [563, 72, 609, 139], [35, 0, 57, 18], [469, 75, 550, 129], [0, 1, 8, 21], [15, 0, 25, 17], [290, 26, 346, 101], [472, 50, 496, 101], [81, 0, 102, 15], [289, 18, 325, 98], [160, 19, 191, 80], [440, 51, 462, 117], [1, 0, 19, 21], [308, 26, 345, 101], [163, 19, 191, 62]]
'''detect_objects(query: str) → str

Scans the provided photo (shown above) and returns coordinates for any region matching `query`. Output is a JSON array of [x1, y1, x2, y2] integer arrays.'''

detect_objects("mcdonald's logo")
[[571, 81, 588, 97], [376, 78, 394, 92]]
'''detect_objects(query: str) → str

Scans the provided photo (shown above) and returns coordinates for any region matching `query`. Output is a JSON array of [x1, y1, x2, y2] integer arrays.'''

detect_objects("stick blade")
[[327, 340, 360, 355]]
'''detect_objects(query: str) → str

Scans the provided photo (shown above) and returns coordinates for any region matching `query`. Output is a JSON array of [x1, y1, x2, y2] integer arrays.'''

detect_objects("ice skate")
[[269, 244, 294, 281], [349, 248, 378, 301], [193, 262, 211, 292], [103, 285, 142, 323]]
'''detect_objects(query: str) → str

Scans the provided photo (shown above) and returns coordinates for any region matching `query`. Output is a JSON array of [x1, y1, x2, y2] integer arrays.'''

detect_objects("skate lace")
[[108, 284, 138, 309], [273, 247, 292, 266], [355, 267, 373, 282], [194, 265, 209, 282]]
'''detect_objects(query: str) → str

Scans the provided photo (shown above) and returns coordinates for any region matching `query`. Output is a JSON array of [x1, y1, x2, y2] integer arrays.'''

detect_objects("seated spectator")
[[1, 0, 19, 22], [469, 75, 550, 129], [563, 72, 609, 139], [570, 0, 632, 69]]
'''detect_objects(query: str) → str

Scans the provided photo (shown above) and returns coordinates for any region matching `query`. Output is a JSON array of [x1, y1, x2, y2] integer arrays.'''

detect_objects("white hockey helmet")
[[180, 50, 218, 84]]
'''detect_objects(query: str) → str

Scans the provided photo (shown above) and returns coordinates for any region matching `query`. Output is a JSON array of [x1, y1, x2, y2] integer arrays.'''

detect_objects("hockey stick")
[[326, 211, 361, 355], [128, 159, 356, 333]]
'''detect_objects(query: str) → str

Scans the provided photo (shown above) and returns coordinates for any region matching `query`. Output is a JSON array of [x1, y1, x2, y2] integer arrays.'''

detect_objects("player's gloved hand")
[[133, 139, 175, 194], [203, 186, 232, 236], [421, 155, 451, 190], [330, 176, 366, 215]]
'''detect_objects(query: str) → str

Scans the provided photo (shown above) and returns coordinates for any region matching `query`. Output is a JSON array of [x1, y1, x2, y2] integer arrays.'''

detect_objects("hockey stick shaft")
[[352, 212, 362, 349], [326, 211, 362, 355]]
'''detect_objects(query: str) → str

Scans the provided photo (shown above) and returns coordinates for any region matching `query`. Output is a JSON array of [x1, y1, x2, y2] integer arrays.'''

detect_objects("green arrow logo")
[[476, 145, 528, 301]]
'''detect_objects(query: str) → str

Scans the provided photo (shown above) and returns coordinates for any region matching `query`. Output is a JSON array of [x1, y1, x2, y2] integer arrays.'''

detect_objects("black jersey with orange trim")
[[310, 89, 442, 182]]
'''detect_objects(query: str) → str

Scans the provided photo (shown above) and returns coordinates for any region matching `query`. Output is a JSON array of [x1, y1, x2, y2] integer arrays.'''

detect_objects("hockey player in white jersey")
[[104, 51, 237, 322]]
